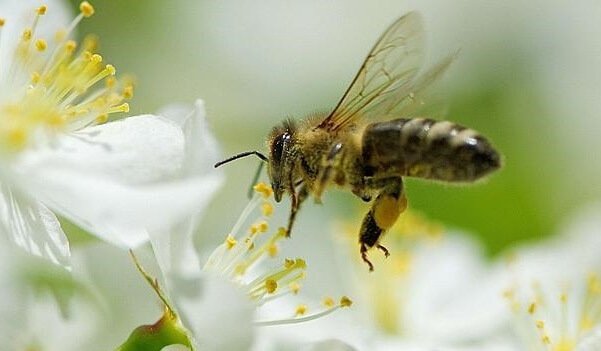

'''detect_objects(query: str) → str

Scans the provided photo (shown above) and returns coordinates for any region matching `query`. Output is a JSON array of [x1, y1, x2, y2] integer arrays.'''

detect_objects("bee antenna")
[[214, 151, 268, 168]]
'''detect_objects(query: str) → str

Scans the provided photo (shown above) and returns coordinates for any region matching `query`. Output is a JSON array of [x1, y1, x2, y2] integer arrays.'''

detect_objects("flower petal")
[[171, 273, 255, 351], [150, 100, 223, 279], [0, 182, 69, 267], [12, 115, 222, 249]]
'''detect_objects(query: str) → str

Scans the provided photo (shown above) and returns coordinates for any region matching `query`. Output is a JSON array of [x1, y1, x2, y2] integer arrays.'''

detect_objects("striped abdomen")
[[361, 118, 501, 182]]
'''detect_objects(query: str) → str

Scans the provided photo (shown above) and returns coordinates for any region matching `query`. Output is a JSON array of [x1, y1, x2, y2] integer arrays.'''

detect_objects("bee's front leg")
[[359, 177, 407, 271], [286, 185, 308, 237], [314, 142, 344, 203]]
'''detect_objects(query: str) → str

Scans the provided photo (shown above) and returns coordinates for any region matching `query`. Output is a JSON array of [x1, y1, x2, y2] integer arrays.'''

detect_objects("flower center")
[[0, 2, 132, 153], [203, 182, 351, 325], [504, 272, 601, 351]]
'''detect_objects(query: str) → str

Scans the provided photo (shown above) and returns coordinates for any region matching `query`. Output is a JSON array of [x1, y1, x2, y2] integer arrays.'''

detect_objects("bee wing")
[[318, 12, 454, 131]]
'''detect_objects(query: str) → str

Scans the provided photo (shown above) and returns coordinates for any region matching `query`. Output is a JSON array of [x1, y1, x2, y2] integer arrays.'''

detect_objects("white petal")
[[149, 100, 223, 279], [403, 234, 509, 342], [0, 182, 69, 267], [171, 273, 254, 351], [578, 327, 601, 351], [20, 115, 187, 184], [12, 115, 223, 249]]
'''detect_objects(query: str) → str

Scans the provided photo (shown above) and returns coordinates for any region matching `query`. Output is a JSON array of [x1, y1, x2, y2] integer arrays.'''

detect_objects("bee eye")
[[271, 132, 290, 164]]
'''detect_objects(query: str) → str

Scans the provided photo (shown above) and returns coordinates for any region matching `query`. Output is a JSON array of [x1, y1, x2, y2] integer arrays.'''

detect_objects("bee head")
[[267, 120, 296, 202]]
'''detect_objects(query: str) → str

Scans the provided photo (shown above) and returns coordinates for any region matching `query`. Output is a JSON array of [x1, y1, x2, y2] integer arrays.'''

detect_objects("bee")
[[215, 12, 501, 271]]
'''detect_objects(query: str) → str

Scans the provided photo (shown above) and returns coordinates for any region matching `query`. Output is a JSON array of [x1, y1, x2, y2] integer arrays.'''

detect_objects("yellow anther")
[[295, 304, 307, 316], [65, 40, 77, 53], [122, 84, 134, 99], [258, 221, 269, 233], [35, 39, 47, 51], [31, 72, 41, 84], [265, 279, 277, 294], [91, 54, 103, 63], [234, 263, 246, 276], [249, 224, 259, 235], [277, 227, 287, 237], [261, 202, 274, 217], [528, 302, 536, 314], [114, 102, 129, 113], [253, 182, 273, 198], [284, 258, 295, 269], [37, 5, 48, 15], [536, 320, 545, 329], [225, 235, 237, 250], [560, 293, 567, 304], [322, 297, 335, 308], [289, 282, 301, 294], [340, 296, 353, 308], [105, 76, 117, 88], [95, 114, 109, 124], [0, 18, 5, 27], [542, 335, 550, 344], [22, 28, 32, 41], [80, 1, 95, 17], [105, 64, 116, 75], [267, 243, 278, 258]]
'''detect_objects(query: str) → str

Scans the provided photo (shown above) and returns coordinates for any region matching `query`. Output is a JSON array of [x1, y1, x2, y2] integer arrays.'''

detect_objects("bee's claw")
[[377, 244, 390, 258], [360, 244, 375, 271]]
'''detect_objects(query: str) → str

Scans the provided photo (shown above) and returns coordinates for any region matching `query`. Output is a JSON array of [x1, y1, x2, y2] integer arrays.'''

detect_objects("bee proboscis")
[[215, 12, 501, 271]]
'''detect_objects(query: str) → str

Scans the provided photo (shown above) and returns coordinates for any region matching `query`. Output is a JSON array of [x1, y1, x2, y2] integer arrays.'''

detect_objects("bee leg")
[[376, 244, 390, 257], [286, 185, 308, 237], [360, 243, 374, 271], [314, 142, 344, 202], [358, 178, 407, 271]]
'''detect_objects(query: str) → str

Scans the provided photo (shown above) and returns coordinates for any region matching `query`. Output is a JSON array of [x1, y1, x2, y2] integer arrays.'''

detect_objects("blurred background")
[[66, 0, 601, 256]]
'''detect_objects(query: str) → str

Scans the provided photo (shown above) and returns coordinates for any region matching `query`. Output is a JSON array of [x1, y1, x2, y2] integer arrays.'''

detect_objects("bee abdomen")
[[362, 118, 501, 182]]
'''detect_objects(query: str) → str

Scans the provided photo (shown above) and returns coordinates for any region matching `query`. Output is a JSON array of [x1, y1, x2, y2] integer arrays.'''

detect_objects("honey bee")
[[215, 12, 501, 270]]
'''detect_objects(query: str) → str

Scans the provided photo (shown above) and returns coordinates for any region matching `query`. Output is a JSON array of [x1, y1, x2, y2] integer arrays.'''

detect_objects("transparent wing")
[[318, 12, 454, 131]]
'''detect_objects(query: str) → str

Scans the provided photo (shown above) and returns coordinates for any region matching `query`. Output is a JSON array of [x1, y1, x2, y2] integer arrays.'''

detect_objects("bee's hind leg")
[[358, 177, 407, 271]]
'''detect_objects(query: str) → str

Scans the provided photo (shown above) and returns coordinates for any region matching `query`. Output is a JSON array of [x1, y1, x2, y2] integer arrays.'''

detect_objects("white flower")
[[137, 182, 351, 351], [501, 203, 601, 351], [0, 1, 222, 268], [253, 211, 512, 350]]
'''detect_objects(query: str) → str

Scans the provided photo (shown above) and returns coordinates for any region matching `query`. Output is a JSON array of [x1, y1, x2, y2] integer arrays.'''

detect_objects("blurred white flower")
[[0, 1, 221, 269], [501, 203, 601, 351], [252, 212, 512, 351]]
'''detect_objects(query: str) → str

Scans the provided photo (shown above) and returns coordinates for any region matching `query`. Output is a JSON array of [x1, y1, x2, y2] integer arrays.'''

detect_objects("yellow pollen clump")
[[225, 235, 237, 250], [340, 296, 353, 308], [36, 5, 48, 15], [536, 320, 545, 329], [261, 202, 274, 217], [95, 114, 109, 124], [22, 28, 32, 41], [31, 72, 41, 84], [254, 183, 274, 198], [258, 221, 269, 233], [542, 335, 551, 345], [80, 1, 95, 17], [123, 84, 134, 99], [267, 243, 278, 257], [295, 304, 307, 316], [528, 302, 537, 314], [277, 227, 287, 237], [35, 39, 47, 51], [322, 297, 335, 308], [265, 279, 278, 294], [0, 18, 5, 27], [289, 282, 301, 294], [560, 293, 567, 304]]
